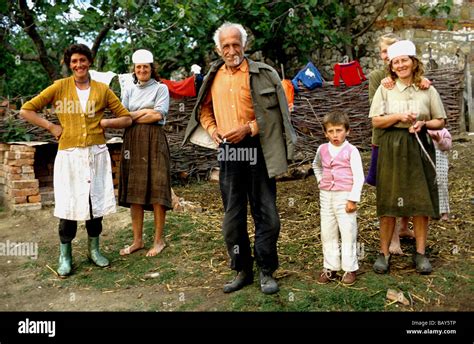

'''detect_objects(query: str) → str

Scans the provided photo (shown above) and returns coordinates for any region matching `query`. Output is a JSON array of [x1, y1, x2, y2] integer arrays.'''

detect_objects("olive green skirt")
[[376, 127, 439, 218]]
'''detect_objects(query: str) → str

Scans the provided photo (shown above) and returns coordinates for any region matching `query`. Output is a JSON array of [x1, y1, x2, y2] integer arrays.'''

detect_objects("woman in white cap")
[[369, 40, 446, 274], [118, 49, 172, 257]]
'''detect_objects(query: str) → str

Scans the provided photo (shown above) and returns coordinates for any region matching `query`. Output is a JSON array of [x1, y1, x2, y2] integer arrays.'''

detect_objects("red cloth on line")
[[161, 76, 196, 99], [333, 60, 366, 87]]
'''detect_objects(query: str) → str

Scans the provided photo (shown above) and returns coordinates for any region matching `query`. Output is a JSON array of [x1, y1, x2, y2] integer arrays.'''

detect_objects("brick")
[[10, 145, 36, 152], [12, 196, 27, 204], [7, 159, 35, 166], [10, 188, 39, 197], [9, 203, 42, 211], [21, 173, 36, 179], [28, 194, 41, 203], [21, 165, 35, 173], [6, 173, 22, 180], [3, 166, 21, 174], [8, 180, 39, 189], [5, 151, 34, 160]]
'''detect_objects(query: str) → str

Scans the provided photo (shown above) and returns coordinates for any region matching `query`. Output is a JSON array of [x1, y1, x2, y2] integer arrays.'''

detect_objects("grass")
[[21, 165, 472, 312], [27, 206, 472, 311]]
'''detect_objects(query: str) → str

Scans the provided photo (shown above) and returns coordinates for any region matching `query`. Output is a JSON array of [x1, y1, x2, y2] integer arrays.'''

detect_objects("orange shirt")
[[200, 59, 259, 137]]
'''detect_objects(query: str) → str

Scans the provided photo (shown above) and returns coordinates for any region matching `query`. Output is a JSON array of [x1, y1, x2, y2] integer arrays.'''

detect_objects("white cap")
[[191, 64, 201, 74], [132, 49, 153, 64], [387, 40, 416, 61]]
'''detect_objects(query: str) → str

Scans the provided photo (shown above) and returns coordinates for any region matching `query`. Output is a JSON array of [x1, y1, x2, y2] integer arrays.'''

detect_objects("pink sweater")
[[427, 128, 452, 151]]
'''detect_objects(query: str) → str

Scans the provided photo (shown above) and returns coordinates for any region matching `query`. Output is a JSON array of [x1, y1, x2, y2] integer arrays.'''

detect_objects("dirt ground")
[[0, 133, 473, 312]]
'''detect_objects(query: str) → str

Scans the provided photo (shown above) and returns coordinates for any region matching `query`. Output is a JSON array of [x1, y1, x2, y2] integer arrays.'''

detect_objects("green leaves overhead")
[[1, 0, 456, 98]]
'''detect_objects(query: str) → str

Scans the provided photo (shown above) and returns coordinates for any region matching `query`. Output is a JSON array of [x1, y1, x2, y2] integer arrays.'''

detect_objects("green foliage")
[[418, 0, 453, 17], [1, 1, 392, 96], [1, 118, 31, 142]]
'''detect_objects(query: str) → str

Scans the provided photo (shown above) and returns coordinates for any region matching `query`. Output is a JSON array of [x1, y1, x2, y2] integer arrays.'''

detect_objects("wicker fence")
[[0, 67, 465, 180]]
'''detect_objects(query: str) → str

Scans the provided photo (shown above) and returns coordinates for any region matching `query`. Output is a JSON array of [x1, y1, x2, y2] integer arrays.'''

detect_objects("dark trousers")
[[218, 136, 280, 275], [58, 198, 103, 243]]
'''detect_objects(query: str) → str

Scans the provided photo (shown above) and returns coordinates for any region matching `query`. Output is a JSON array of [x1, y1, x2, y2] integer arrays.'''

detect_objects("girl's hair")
[[132, 63, 160, 84], [63, 44, 93, 66], [388, 56, 425, 86], [379, 33, 400, 47], [323, 111, 350, 131]]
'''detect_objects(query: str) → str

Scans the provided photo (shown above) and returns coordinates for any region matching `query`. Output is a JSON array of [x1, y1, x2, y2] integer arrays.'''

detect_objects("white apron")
[[53, 144, 116, 221]]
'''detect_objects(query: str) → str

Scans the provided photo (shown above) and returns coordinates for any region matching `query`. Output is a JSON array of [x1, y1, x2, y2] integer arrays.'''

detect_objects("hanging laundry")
[[291, 62, 323, 92], [161, 76, 197, 99], [333, 60, 366, 87], [281, 79, 295, 112], [118, 73, 135, 96], [89, 70, 117, 86]]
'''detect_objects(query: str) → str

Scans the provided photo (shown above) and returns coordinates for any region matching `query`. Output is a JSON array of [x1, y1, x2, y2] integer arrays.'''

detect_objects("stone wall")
[[309, 0, 473, 88]]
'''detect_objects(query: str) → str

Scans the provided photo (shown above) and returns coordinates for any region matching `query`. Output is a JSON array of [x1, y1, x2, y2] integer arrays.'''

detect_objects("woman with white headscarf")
[[118, 49, 172, 257], [369, 40, 446, 275]]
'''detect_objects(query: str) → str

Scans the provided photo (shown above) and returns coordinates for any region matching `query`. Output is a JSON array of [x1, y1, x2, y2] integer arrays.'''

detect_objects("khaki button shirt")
[[369, 80, 447, 128]]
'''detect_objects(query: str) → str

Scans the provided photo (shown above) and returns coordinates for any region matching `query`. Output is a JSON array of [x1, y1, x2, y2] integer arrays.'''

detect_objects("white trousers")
[[320, 190, 359, 272]]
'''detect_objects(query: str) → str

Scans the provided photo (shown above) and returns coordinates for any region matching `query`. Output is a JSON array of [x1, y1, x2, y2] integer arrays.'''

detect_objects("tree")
[[8, 0, 451, 99]]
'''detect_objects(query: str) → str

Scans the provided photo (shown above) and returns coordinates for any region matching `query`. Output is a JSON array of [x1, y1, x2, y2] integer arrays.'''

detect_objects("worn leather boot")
[[88, 236, 110, 267], [373, 253, 391, 274], [57, 242, 72, 277], [259, 271, 279, 295], [414, 252, 432, 274], [223, 270, 253, 293]]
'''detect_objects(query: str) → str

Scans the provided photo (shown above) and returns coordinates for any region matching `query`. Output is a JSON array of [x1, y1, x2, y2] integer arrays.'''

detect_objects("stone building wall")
[[311, 0, 473, 83]]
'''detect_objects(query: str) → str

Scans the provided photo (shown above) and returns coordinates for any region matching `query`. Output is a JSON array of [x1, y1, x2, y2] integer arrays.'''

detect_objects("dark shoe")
[[223, 270, 253, 293], [317, 269, 337, 284], [373, 253, 390, 274], [341, 271, 357, 286], [259, 271, 279, 295], [413, 252, 432, 274]]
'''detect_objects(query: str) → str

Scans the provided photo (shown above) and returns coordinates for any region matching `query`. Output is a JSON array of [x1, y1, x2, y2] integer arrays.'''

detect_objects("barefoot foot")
[[146, 241, 166, 257], [389, 241, 404, 255], [399, 229, 415, 239], [120, 242, 144, 256]]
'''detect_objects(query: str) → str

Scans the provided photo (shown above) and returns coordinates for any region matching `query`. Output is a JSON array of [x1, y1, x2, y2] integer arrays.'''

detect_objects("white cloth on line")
[[118, 73, 135, 97], [89, 70, 117, 86], [53, 144, 116, 221]]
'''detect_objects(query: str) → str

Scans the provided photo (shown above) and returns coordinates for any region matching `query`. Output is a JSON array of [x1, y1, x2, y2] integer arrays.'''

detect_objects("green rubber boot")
[[57, 242, 72, 277], [88, 236, 110, 267]]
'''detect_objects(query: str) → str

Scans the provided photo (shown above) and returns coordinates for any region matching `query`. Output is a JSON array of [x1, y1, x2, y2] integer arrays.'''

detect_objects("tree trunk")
[[18, 0, 60, 81]]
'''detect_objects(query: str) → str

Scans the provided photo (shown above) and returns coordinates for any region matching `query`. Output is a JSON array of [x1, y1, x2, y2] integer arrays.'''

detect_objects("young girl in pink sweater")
[[428, 128, 452, 220]]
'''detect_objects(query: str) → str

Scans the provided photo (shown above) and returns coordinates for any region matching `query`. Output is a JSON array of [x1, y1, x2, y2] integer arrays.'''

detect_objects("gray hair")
[[213, 22, 248, 50]]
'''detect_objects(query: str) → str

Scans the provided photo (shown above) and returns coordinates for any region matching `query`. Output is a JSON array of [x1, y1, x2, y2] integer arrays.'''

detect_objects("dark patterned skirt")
[[119, 124, 172, 211], [376, 127, 439, 218]]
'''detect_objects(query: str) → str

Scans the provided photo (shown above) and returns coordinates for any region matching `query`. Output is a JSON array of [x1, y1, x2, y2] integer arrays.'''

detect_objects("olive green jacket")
[[183, 58, 297, 178]]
